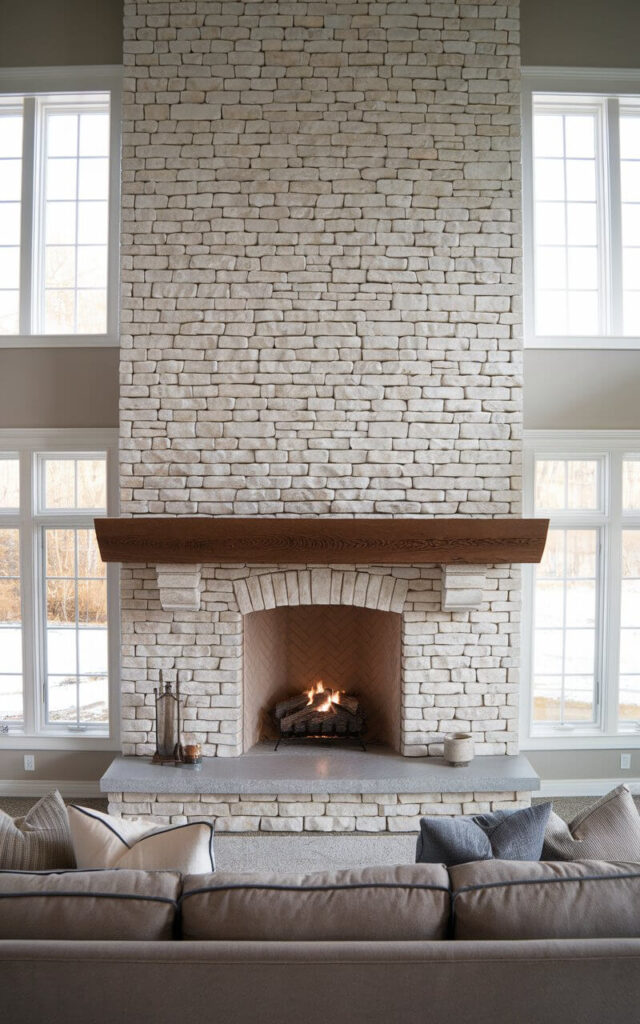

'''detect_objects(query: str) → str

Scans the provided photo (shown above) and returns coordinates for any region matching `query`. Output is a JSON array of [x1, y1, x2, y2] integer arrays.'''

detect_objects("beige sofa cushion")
[[543, 785, 640, 860], [68, 805, 215, 873], [450, 859, 640, 940], [0, 869, 180, 940], [0, 791, 74, 870], [181, 864, 450, 941]]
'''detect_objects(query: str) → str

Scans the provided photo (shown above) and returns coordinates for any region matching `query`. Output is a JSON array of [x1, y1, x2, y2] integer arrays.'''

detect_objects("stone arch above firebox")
[[232, 568, 410, 616]]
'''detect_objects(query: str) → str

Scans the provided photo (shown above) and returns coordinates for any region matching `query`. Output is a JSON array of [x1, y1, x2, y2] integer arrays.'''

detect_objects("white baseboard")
[[0, 779, 102, 798], [539, 778, 640, 797]]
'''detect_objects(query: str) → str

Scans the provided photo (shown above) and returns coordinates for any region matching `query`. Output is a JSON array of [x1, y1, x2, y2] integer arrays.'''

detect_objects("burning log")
[[332, 692, 359, 716], [271, 680, 366, 747], [273, 693, 310, 720]]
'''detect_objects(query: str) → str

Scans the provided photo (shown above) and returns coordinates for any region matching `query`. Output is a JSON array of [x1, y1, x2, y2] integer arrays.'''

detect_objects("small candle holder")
[[182, 742, 202, 768]]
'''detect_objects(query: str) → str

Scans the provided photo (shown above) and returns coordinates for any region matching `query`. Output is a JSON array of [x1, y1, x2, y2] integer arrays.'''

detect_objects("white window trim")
[[522, 66, 640, 350], [0, 66, 122, 349], [522, 429, 640, 751], [0, 428, 120, 750]]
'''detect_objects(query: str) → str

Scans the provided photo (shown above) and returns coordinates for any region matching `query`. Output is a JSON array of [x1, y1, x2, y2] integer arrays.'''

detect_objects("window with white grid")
[[523, 434, 640, 748], [0, 433, 118, 746], [0, 68, 120, 346], [523, 71, 640, 348]]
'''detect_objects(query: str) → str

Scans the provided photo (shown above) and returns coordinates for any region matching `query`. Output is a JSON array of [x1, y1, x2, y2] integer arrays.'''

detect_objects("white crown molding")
[[0, 65, 123, 96], [0, 427, 118, 445], [0, 779, 102, 798], [522, 66, 640, 94], [523, 428, 640, 448], [538, 778, 640, 798]]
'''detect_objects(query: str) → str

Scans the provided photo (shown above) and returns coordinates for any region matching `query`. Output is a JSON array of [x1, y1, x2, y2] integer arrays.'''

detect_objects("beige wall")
[[0, 348, 119, 429], [0, 750, 114, 790], [528, 748, 639, 783], [524, 350, 640, 430]]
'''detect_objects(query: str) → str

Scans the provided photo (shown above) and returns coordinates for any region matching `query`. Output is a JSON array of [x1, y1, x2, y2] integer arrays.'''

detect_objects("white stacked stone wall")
[[120, 2, 523, 764], [108, 789, 530, 832]]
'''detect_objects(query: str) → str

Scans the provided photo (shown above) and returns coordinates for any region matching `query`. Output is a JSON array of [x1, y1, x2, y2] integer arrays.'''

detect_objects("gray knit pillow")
[[0, 791, 75, 870], [543, 785, 640, 861], [416, 803, 552, 866]]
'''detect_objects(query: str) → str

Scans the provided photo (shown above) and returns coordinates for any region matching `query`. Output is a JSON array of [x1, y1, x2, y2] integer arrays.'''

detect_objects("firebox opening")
[[243, 605, 402, 753]]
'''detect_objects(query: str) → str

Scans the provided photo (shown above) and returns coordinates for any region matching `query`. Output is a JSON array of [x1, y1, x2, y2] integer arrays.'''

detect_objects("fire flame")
[[306, 679, 341, 712]]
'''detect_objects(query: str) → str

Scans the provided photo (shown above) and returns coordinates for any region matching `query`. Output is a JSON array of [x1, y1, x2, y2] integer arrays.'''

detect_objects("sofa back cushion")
[[0, 869, 181, 940], [181, 864, 450, 941], [450, 859, 640, 940]]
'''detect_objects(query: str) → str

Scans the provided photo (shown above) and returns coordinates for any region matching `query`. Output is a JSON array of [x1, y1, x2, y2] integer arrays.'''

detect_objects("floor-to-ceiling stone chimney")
[[107, 1, 532, 837]]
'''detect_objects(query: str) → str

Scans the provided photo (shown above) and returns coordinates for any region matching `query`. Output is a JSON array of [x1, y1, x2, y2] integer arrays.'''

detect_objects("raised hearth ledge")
[[101, 745, 540, 796]]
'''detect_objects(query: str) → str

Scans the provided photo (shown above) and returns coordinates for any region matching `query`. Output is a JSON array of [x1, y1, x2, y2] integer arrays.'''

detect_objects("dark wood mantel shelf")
[[94, 517, 549, 566]]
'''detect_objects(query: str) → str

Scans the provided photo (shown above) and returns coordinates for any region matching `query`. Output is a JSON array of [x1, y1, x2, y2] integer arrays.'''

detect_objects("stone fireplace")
[[103, 0, 541, 844]]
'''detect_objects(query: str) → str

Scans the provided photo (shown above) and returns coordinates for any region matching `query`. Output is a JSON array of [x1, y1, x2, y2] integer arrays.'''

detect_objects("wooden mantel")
[[94, 517, 548, 566]]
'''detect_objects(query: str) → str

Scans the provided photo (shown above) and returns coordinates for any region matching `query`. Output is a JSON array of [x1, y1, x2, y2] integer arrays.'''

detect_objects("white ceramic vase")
[[444, 731, 475, 767]]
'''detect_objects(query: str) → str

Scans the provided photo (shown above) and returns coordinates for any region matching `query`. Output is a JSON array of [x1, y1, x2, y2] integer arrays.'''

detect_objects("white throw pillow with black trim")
[[68, 805, 215, 873]]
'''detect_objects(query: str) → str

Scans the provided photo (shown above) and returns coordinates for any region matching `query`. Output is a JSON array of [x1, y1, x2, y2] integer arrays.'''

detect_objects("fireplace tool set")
[[152, 673, 201, 767]]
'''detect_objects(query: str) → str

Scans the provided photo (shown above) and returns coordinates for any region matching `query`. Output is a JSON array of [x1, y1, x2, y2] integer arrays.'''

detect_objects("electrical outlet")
[[23, 755, 35, 772], [621, 753, 632, 770]]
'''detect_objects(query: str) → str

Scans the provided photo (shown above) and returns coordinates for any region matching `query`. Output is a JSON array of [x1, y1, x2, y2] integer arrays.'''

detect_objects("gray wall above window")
[[0, 0, 122, 68], [521, 0, 640, 69]]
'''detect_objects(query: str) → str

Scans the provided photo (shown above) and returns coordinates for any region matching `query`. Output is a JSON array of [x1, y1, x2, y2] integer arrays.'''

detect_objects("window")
[[523, 68, 640, 348], [523, 432, 640, 748], [0, 67, 121, 347], [0, 431, 118, 747]]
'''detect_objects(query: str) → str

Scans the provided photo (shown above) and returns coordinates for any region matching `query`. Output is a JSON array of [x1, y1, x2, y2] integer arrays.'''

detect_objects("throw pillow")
[[0, 790, 75, 870], [68, 804, 215, 873], [543, 784, 640, 861], [416, 802, 552, 866]]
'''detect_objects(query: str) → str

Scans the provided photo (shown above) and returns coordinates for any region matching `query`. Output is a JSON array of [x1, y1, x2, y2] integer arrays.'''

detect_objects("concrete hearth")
[[102, 746, 539, 837]]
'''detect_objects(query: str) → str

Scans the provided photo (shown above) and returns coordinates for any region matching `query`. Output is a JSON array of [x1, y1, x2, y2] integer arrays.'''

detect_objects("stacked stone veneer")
[[121, 564, 519, 757], [108, 789, 530, 832], [119, 0, 523, 797]]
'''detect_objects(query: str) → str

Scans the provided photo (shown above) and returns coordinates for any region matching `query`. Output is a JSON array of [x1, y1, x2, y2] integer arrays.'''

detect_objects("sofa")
[[1, 860, 640, 1024]]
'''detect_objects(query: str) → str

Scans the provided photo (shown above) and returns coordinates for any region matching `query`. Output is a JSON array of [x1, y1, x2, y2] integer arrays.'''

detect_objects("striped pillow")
[[543, 784, 640, 861], [0, 791, 75, 870]]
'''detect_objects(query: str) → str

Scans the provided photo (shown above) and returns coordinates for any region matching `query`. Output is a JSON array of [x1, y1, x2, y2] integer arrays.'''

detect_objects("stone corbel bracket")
[[156, 564, 202, 612], [441, 564, 487, 611]]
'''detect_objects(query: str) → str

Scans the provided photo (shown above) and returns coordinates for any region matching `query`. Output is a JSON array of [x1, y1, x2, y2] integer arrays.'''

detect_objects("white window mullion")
[[18, 98, 35, 336], [606, 97, 624, 336], [604, 450, 623, 734], [18, 448, 36, 733]]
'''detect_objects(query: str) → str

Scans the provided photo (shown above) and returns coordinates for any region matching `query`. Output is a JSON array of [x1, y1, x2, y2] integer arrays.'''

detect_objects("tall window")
[[0, 432, 118, 745], [523, 70, 640, 347], [0, 68, 120, 345], [523, 433, 640, 747]]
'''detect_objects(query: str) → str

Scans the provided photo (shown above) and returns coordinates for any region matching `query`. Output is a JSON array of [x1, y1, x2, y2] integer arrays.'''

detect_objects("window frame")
[[0, 429, 120, 750], [522, 429, 640, 750], [523, 66, 640, 350], [0, 65, 122, 349]]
